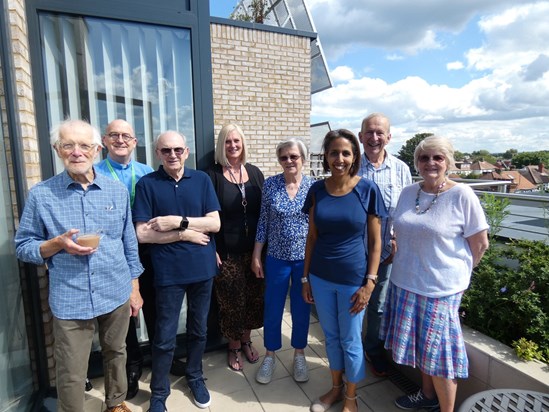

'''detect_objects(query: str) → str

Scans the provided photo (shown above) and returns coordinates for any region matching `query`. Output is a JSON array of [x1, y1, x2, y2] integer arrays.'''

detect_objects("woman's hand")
[[349, 283, 374, 314], [302, 282, 314, 304], [215, 252, 222, 268], [251, 255, 264, 278]]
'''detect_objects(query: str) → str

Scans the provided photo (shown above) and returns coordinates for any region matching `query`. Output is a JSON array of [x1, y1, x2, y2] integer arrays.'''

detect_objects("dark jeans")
[[363, 262, 392, 356], [126, 245, 156, 372], [150, 278, 213, 402]]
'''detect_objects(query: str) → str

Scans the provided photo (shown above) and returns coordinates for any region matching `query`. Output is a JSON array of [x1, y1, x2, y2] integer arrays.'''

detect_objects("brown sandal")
[[228, 348, 243, 371], [240, 340, 260, 363]]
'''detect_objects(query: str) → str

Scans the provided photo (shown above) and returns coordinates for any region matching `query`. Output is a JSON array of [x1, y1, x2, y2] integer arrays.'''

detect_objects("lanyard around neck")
[[105, 158, 136, 207]]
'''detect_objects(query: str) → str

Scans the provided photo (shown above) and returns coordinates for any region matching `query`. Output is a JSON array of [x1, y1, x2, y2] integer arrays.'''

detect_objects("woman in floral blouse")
[[251, 138, 314, 385]]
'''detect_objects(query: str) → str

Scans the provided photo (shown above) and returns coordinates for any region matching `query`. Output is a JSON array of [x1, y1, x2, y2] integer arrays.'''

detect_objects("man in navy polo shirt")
[[133, 130, 220, 411]]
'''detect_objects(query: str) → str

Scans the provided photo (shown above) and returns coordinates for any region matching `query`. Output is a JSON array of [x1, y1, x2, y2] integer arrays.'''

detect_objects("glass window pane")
[[39, 13, 196, 173], [0, 85, 33, 410]]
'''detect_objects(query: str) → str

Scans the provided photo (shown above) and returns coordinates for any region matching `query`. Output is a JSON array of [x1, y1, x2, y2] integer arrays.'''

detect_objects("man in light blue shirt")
[[95, 119, 154, 207], [95, 119, 160, 399], [358, 113, 412, 376], [15, 119, 143, 412]]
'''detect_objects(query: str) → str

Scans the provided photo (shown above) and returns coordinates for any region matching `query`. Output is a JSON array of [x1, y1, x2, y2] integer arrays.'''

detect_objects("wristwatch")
[[179, 217, 189, 231], [301, 277, 309, 284], [365, 274, 378, 285]]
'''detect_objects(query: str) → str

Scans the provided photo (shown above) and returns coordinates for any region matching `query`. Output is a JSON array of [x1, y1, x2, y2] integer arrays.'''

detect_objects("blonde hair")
[[215, 124, 248, 166], [413, 135, 456, 173]]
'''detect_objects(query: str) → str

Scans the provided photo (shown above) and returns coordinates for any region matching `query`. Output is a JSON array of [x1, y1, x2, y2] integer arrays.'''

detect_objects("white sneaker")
[[256, 356, 276, 384], [293, 354, 309, 382]]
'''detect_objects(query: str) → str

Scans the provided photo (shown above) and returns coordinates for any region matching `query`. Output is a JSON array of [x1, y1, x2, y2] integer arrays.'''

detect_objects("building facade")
[[0, 1, 313, 409]]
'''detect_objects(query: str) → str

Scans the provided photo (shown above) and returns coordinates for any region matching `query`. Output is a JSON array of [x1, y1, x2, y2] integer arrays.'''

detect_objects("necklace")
[[227, 165, 249, 236], [415, 180, 446, 214]]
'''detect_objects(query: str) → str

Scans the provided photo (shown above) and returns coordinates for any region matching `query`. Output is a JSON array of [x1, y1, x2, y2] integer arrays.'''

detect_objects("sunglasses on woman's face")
[[418, 154, 445, 163], [278, 155, 301, 162]]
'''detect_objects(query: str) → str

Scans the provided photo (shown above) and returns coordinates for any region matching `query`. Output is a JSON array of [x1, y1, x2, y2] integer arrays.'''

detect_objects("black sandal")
[[241, 340, 260, 364], [228, 348, 243, 371]]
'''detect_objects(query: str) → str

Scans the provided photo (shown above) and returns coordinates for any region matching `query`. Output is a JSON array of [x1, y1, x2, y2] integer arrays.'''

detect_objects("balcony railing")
[[457, 179, 549, 243]]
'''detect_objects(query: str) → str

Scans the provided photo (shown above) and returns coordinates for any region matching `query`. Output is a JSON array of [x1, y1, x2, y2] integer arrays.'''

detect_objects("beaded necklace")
[[415, 180, 446, 214]]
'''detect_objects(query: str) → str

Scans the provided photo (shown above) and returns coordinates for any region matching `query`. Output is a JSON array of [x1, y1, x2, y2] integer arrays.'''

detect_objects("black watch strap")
[[180, 217, 189, 230]]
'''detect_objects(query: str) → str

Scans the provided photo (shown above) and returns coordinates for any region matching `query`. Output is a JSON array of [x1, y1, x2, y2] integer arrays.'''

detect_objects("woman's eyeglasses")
[[418, 154, 445, 163], [278, 155, 301, 162], [159, 147, 186, 156]]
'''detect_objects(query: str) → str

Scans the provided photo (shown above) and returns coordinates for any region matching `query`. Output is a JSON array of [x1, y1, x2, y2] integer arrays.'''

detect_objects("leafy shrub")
[[461, 194, 549, 363]]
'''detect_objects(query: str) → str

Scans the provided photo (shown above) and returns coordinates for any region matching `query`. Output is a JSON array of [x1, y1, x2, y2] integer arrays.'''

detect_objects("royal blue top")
[[132, 166, 221, 286], [256, 173, 314, 261], [302, 179, 387, 286], [14, 170, 143, 320]]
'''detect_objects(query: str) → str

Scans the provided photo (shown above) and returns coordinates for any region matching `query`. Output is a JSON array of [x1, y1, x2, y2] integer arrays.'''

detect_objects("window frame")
[[26, 0, 215, 178]]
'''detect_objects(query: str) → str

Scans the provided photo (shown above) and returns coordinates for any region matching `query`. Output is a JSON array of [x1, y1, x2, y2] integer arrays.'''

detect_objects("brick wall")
[[210, 22, 311, 177]]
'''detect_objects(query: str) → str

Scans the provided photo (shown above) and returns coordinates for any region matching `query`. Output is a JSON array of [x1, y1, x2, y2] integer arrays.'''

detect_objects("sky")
[[209, 1, 549, 155]]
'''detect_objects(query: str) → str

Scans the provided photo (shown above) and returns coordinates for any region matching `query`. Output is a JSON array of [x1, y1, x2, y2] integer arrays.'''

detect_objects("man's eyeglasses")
[[58, 143, 97, 153], [418, 154, 446, 163], [278, 155, 301, 162], [107, 132, 135, 142], [159, 147, 186, 156]]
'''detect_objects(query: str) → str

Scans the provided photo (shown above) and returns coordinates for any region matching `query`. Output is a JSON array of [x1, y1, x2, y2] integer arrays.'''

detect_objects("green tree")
[[471, 150, 497, 165], [454, 150, 465, 161], [230, 0, 271, 23], [512, 151, 549, 169], [503, 148, 518, 159], [396, 133, 433, 174]]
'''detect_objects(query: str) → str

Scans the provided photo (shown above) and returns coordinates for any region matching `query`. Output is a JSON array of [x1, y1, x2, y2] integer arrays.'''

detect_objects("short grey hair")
[[361, 112, 391, 132], [413, 135, 456, 173], [154, 130, 187, 148], [276, 138, 308, 160], [50, 119, 102, 147], [214, 124, 248, 166]]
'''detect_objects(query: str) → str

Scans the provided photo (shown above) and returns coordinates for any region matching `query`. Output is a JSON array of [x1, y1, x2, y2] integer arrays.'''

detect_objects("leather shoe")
[[170, 358, 186, 376], [126, 370, 140, 400]]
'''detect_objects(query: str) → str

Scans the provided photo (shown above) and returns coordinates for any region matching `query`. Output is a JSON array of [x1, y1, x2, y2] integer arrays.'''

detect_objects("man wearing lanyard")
[[96, 119, 185, 400]]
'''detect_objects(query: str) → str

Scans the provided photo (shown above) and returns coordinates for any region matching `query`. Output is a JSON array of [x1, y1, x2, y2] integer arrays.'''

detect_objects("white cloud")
[[386, 54, 404, 61], [447, 61, 464, 70], [330, 65, 355, 83], [306, 0, 518, 60], [310, 1, 549, 154]]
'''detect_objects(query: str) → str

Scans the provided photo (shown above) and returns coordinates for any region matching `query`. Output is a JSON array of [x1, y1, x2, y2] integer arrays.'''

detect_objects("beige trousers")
[[53, 300, 130, 411]]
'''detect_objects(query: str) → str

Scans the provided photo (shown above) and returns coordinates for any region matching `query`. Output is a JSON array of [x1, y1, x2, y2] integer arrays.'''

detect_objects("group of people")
[[14, 112, 489, 412]]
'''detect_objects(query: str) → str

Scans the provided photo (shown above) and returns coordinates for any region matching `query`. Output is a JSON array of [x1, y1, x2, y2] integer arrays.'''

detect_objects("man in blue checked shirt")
[[15, 119, 143, 412], [358, 113, 412, 377]]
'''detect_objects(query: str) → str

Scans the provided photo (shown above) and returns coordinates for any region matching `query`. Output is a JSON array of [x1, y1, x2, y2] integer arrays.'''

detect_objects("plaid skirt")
[[380, 283, 468, 379]]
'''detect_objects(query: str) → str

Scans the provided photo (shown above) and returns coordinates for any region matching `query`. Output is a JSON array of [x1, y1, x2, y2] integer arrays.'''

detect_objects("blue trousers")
[[150, 278, 213, 402], [310, 274, 366, 383], [363, 262, 392, 355], [263, 255, 310, 351]]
